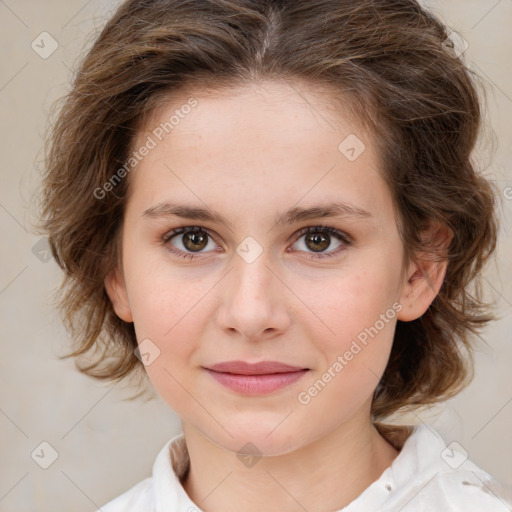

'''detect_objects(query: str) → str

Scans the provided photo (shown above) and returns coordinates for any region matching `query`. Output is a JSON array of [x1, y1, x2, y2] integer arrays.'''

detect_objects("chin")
[[201, 415, 309, 458]]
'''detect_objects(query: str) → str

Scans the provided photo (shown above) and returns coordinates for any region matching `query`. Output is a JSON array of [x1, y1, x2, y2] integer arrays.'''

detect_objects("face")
[[106, 79, 428, 456]]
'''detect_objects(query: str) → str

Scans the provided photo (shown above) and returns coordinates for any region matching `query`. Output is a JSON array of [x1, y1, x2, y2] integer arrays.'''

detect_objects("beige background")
[[0, 1, 511, 510]]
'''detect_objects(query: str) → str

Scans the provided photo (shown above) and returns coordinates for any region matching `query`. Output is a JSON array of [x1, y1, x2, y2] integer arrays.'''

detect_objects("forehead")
[[136, 78, 372, 152], [126, 79, 391, 221]]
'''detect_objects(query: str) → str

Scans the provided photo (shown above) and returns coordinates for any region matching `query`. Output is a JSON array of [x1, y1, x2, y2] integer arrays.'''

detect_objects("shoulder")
[[365, 423, 512, 512], [388, 463, 512, 511], [94, 434, 189, 512], [95, 477, 155, 512], [395, 424, 512, 511]]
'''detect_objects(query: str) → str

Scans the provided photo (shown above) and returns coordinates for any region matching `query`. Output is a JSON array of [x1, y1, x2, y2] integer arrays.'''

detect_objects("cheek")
[[291, 257, 402, 407], [294, 267, 399, 416], [129, 273, 206, 409], [123, 265, 209, 407], [294, 259, 401, 344], [124, 249, 212, 337]]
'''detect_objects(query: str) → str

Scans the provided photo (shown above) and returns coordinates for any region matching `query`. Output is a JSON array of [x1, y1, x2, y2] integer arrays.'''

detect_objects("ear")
[[104, 266, 133, 322], [397, 221, 453, 322]]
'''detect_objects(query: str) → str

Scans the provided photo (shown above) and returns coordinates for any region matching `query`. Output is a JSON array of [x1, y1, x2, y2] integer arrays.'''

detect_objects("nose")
[[215, 252, 291, 342]]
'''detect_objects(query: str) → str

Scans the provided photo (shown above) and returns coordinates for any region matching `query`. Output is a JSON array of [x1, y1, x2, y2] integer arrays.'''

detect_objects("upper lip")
[[205, 361, 308, 375]]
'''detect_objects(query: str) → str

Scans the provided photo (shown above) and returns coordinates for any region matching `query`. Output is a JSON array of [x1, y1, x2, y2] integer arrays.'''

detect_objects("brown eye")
[[304, 232, 331, 252], [182, 230, 209, 251], [164, 226, 216, 256], [291, 226, 351, 259]]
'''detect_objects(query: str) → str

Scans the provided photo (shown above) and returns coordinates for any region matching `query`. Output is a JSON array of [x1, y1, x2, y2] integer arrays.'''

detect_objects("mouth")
[[203, 360, 310, 395]]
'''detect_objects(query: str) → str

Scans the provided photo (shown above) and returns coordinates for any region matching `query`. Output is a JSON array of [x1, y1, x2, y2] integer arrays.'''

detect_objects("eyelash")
[[162, 225, 352, 261]]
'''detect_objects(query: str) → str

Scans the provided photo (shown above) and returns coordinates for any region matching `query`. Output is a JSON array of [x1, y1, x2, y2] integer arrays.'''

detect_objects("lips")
[[207, 360, 307, 375], [203, 360, 309, 395]]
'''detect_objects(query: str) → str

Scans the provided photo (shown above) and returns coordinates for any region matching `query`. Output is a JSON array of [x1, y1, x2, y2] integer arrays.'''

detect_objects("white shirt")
[[97, 423, 512, 511]]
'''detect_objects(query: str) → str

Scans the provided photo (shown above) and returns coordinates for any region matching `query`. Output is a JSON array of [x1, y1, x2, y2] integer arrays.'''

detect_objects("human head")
[[39, 0, 497, 424]]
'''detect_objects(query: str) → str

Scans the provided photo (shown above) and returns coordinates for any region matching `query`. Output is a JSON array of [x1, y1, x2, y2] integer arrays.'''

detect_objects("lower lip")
[[205, 369, 309, 395]]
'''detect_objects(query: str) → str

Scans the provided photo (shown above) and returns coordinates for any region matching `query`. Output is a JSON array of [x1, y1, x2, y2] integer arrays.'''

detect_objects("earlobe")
[[397, 222, 453, 322], [104, 267, 133, 323]]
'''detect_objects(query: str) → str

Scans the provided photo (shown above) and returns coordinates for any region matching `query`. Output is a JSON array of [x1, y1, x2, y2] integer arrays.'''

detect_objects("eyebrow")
[[142, 201, 372, 230]]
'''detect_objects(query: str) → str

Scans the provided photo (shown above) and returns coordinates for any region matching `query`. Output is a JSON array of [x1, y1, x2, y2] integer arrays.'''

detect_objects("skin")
[[105, 79, 450, 511]]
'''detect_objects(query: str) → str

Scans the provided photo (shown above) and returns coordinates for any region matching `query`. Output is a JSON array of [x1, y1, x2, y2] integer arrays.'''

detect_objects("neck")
[[181, 414, 399, 512]]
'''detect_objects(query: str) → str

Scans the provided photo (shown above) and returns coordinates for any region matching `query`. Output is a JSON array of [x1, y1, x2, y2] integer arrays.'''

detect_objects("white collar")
[[149, 423, 509, 511]]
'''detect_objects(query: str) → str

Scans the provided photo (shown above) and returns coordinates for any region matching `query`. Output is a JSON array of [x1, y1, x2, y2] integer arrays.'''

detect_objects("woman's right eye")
[[163, 226, 218, 260]]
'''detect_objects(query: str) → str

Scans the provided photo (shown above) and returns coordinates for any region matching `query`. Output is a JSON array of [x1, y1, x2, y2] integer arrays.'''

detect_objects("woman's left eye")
[[162, 225, 352, 260], [291, 226, 352, 258]]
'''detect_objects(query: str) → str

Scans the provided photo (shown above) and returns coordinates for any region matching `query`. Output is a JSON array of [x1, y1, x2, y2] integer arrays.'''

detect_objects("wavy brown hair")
[[38, 0, 498, 420]]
